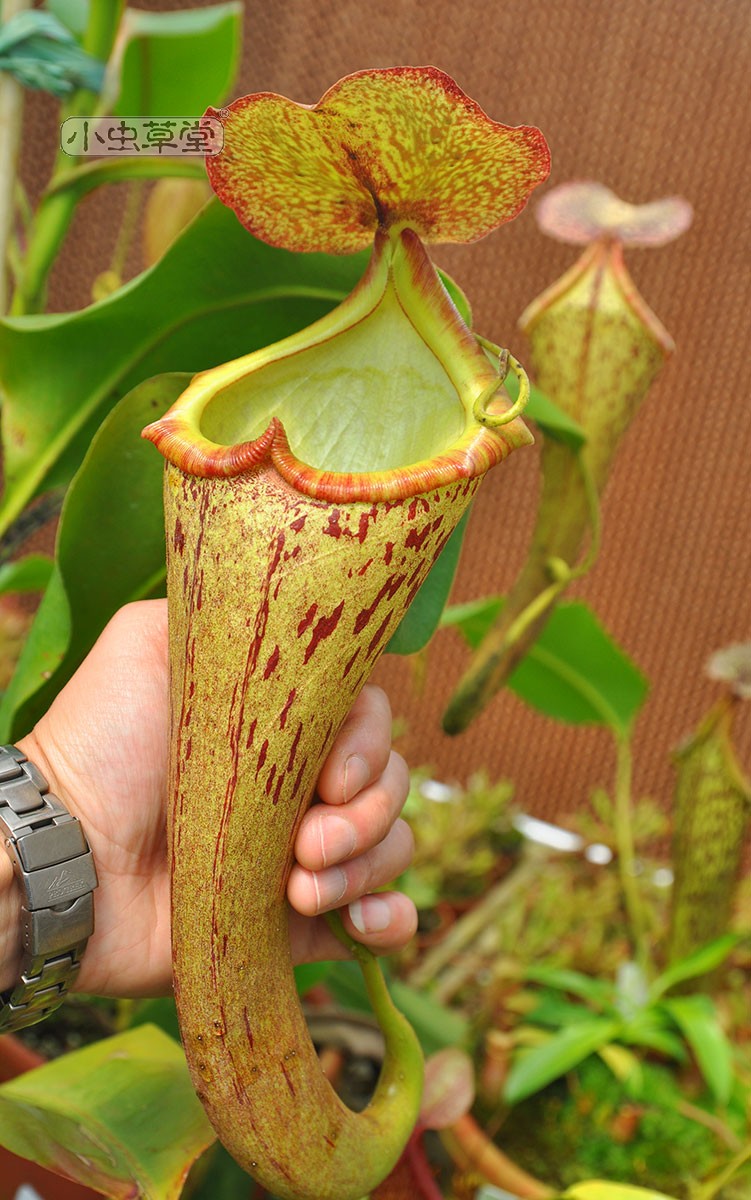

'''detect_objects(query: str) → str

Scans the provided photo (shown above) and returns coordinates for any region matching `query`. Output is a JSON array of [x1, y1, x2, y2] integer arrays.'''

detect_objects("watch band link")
[[0, 745, 98, 1033]]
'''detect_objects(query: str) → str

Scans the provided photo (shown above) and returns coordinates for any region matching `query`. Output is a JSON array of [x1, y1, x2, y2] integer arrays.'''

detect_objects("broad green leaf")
[[325, 961, 468, 1056], [443, 598, 648, 733], [0, 553, 53, 595], [0, 1024, 214, 1199], [0, 375, 179, 740], [387, 508, 470, 655], [660, 994, 734, 1105], [649, 933, 741, 1002], [618, 1018, 687, 1063], [0, 197, 367, 537], [523, 965, 614, 1010], [503, 1016, 622, 1106], [525, 995, 600, 1030], [563, 1184, 678, 1200], [112, 4, 242, 116]]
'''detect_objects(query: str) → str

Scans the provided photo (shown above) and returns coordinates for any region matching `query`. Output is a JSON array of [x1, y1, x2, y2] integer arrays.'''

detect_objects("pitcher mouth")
[[143, 229, 533, 503]]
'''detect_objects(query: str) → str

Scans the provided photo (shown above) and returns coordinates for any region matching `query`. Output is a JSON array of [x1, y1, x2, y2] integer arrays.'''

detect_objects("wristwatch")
[[0, 744, 98, 1033]]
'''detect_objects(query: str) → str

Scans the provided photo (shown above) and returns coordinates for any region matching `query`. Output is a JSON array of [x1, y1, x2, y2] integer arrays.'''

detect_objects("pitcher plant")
[[144, 66, 549, 1200]]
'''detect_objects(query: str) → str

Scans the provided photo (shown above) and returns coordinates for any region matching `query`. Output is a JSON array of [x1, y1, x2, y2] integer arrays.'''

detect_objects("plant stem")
[[694, 1142, 751, 1200], [613, 733, 650, 975], [10, 0, 125, 314], [441, 1114, 554, 1198], [0, 0, 32, 314]]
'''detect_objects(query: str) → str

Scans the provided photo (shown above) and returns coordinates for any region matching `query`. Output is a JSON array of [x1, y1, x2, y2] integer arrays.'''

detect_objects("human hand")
[[0, 600, 416, 998]]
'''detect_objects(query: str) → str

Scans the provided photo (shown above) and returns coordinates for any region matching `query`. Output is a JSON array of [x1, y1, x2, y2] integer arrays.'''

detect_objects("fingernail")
[[349, 895, 392, 934], [343, 754, 369, 802], [314, 866, 347, 911], [320, 815, 356, 867]]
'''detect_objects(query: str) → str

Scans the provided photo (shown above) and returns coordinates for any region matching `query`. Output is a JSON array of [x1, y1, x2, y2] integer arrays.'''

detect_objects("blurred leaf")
[[325, 961, 468, 1056], [563, 1184, 678, 1200], [660, 994, 734, 1105], [293, 960, 335, 997], [523, 965, 614, 1010], [0, 10, 103, 97], [387, 508, 470, 655], [649, 933, 741, 1002], [525, 995, 600, 1030], [0, 374, 179, 740], [0, 197, 366, 538], [443, 598, 648, 733], [597, 1043, 643, 1091], [111, 4, 242, 116], [190, 1141, 255, 1200], [0, 553, 53, 596], [503, 1016, 622, 1105], [617, 1018, 687, 1063], [0, 1024, 214, 1199], [46, 0, 89, 39]]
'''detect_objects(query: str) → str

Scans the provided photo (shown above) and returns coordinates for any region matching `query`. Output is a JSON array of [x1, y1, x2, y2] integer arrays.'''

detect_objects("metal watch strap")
[[0, 744, 98, 1032]]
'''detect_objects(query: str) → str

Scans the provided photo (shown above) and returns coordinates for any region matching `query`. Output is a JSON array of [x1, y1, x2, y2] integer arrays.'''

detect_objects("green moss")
[[497, 1057, 733, 1197]]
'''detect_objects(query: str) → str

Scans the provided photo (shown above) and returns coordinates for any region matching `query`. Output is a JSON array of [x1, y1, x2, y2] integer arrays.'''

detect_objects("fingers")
[[315, 684, 393, 806], [289, 891, 418, 965], [288, 816, 414, 917], [295, 749, 409, 871]]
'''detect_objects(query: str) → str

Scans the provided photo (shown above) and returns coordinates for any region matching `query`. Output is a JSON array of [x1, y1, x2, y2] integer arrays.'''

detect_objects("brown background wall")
[[22, 0, 751, 826]]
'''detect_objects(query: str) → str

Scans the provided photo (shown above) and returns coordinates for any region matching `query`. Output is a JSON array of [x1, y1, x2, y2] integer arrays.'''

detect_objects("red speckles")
[[383, 541, 394, 565], [367, 612, 392, 659], [290, 514, 306, 533], [185, 737, 192, 761], [407, 496, 430, 521], [281, 1060, 296, 1096], [263, 644, 281, 679], [279, 688, 296, 729], [357, 557, 373, 576], [292, 757, 308, 799], [246, 716, 257, 749], [405, 521, 434, 551], [342, 648, 360, 679], [256, 738, 269, 776], [356, 510, 373, 543], [242, 1007, 254, 1049], [173, 518, 185, 555], [265, 763, 277, 796], [287, 722, 303, 771], [273, 771, 285, 806], [353, 573, 406, 634], [304, 600, 345, 663], [323, 510, 342, 538], [297, 603, 317, 637]]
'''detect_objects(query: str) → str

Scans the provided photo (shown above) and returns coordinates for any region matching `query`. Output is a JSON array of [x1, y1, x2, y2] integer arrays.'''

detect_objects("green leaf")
[[46, 0, 89, 39], [0, 1025, 215, 1199], [0, 198, 366, 538], [660, 994, 734, 1105], [563, 1184, 678, 1200], [112, 4, 242, 116], [503, 1016, 622, 1105], [0, 553, 53, 595], [443, 598, 649, 733], [387, 507, 470, 655], [0, 374, 179, 740], [649, 933, 741, 1002], [523, 965, 615, 1011], [325, 961, 468, 1056]]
